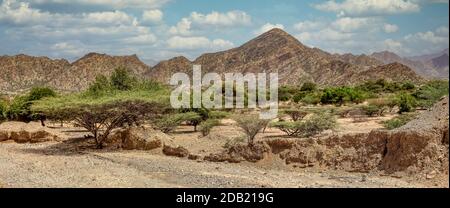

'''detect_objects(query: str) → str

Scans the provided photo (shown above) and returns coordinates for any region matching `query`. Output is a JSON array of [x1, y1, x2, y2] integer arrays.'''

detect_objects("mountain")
[[0, 54, 70, 95], [1, 29, 426, 94], [409, 48, 449, 62], [147, 28, 422, 86], [0, 53, 149, 94], [371, 50, 448, 79]]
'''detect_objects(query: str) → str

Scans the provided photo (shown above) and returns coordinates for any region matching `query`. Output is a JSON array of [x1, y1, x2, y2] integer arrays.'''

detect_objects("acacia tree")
[[32, 69, 170, 149], [234, 114, 270, 145]]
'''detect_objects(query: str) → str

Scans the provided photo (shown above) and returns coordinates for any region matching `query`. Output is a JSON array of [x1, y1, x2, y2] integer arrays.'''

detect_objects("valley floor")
[[0, 141, 442, 188]]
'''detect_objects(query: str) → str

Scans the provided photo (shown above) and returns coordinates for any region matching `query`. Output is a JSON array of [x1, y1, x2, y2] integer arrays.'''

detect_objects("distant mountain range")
[[1, 28, 444, 94], [371, 49, 448, 79]]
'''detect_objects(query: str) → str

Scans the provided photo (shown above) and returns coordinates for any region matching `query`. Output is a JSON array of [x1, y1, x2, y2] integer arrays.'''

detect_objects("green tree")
[[300, 82, 317, 92], [110, 67, 136, 91]]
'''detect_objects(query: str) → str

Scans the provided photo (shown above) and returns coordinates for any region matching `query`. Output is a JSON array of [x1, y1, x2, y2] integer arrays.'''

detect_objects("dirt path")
[[0, 142, 429, 188]]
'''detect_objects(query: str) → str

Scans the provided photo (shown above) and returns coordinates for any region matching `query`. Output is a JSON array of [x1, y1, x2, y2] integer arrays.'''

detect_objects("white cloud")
[[167, 36, 234, 50], [169, 10, 251, 35], [169, 18, 192, 36], [0, 0, 52, 25], [293, 20, 324, 31], [314, 0, 420, 17], [295, 32, 312, 42], [383, 23, 399, 33], [382, 39, 408, 54], [436, 26, 449, 36], [331, 17, 377, 32], [141, 9, 163, 24], [29, 0, 170, 9], [253, 23, 284, 35]]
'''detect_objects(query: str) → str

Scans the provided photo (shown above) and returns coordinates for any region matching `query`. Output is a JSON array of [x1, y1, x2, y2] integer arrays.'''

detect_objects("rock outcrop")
[[148, 28, 424, 86], [107, 126, 191, 157], [206, 97, 449, 177], [0, 53, 150, 94], [0, 121, 62, 143]]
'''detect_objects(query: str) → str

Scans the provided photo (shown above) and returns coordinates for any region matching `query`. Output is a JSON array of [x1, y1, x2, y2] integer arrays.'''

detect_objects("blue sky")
[[0, 0, 448, 64]]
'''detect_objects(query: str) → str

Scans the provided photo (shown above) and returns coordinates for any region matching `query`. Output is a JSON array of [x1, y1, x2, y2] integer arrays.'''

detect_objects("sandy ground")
[[0, 114, 443, 188], [0, 141, 431, 188]]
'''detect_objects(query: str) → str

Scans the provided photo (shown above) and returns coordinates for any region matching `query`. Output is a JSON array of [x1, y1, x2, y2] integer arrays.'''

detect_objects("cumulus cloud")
[[293, 20, 324, 32], [383, 23, 399, 33], [28, 0, 171, 9], [141, 9, 163, 24], [314, 0, 420, 17], [331, 17, 378, 32], [378, 26, 449, 56], [169, 10, 251, 35], [167, 36, 234, 50], [253, 23, 285, 35]]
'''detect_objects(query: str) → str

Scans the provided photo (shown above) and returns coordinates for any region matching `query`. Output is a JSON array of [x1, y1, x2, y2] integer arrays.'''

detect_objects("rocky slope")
[[371, 50, 449, 79], [147, 29, 423, 86], [0, 53, 150, 94], [1, 29, 426, 94]]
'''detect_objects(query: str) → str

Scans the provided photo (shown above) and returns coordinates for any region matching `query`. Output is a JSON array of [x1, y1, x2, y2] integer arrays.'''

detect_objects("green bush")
[[301, 92, 322, 105], [395, 93, 416, 114], [360, 104, 387, 117], [199, 119, 220, 136], [0, 100, 7, 121], [110, 67, 137, 91], [234, 114, 270, 145], [282, 109, 308, 121], [300, 82, 317, 92], [356, 79, 416, 94], [154, 112, 201, 133], [401, 82, 416, 91], [383, 113, 418, 130], [32, 72, 170, 149], [271, 112, 336, 137], [321, 87, 366, 105], [5, 87, 56, 121], [412, 80, 449, 108]]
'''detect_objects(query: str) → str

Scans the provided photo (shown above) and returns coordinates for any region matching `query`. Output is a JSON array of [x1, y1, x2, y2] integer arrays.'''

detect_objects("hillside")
[[0, 53, 150, 94], [147, 29, 423, 86], [1, 29, 426, 94]]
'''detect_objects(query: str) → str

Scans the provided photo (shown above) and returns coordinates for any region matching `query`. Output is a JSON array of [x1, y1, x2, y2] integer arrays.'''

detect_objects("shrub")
[[199, 119, 220, 136], [278, 86, 294, 101], [5, 87, 56, 122], [110, 67, 137, 91], [234, 114, 270, 145], [154, 112, 200, 133], [395, 93, 417, 114], [0, 100, 7, 121], [282, 109, 308, 121], [208, 111, 230, 119], [412, 80, 449, 108], [271, 112, 336, 137], [300, 82, 317, 92], [321, 87, 366, 105], [32, 75, 170, 149], [301, 92, 322, 105], [87, 75, 111, 95], [360, 104, 387, 117], [223, 136, 246, 149], [383, 113, 418, 130], [401, 82, 416, 91]]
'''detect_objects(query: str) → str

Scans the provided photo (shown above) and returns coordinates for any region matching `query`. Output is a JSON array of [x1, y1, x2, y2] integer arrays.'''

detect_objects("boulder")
[[108, 126, 174, 150], [0, 122, 61, 143], [0, 131, 9, 142], [162, 145, 189, 157]]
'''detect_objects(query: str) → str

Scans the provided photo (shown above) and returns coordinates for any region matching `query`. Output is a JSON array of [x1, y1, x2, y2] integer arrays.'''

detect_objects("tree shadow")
[[18, 137, 122, 156]]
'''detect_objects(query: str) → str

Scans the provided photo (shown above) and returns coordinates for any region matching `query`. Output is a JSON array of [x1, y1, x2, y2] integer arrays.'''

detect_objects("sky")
[[0, 0, 449, 65]]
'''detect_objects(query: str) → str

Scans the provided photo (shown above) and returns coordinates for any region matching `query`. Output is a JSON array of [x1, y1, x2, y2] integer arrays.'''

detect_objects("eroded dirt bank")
[[0, 142, 436, 188]]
